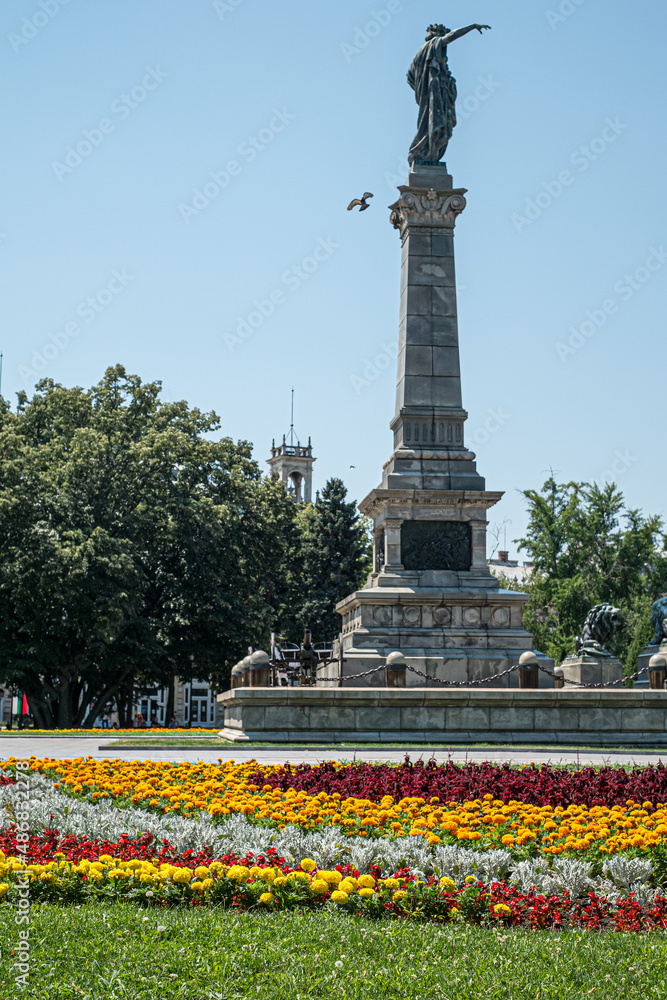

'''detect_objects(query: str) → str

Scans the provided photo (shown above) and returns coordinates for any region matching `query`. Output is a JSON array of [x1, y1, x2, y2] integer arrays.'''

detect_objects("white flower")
[[335, 961, 343, 969], [157, 925, 167, 933]]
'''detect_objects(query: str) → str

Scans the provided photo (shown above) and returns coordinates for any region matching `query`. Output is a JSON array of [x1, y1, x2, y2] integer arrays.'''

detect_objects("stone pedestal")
[[560, 655, 623, 688], [334, 163, 537, 684]]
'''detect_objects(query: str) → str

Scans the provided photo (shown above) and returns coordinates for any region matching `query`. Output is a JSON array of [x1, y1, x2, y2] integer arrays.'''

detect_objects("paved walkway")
[[0, 737, 664, 767]]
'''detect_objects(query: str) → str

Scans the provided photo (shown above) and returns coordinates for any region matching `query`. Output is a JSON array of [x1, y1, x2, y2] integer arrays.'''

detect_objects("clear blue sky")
[[1, 0, 665, 557]]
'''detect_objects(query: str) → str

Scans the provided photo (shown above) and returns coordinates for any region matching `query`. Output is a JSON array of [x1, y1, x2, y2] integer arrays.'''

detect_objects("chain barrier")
[[537, 662, 650, 689], [313, 662, 650, 689], [404, 664, 519, 687]]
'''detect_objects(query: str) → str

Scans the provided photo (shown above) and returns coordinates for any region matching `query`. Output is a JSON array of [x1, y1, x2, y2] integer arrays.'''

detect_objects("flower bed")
[[16, 756, 667, 855], [2, 757, 667, 931]]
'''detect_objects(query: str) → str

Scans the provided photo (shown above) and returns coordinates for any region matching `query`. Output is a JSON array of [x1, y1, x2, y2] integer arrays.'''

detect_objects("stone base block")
[[560, 655, 623, 688], [217, 687, 667, 746]]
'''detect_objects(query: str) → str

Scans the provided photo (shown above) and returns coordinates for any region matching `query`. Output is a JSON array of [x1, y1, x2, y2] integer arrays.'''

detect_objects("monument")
[[560, 603, 623, 687], [219, 24, 667, 743], [329, 23, 551, 688]]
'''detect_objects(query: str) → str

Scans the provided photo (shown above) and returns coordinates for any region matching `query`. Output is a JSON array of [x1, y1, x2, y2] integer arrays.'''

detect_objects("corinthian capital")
[[389, 187, 467, 239]]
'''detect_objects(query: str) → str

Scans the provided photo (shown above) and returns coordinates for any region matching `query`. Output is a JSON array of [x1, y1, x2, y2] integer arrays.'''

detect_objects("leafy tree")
[[290, 478, 372, 643], [0, 366, 295, 727], [516, 477, 667, 670]]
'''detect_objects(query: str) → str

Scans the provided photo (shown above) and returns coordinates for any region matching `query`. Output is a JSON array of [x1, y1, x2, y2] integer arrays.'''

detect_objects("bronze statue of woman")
[[408, 23, 491, 165]]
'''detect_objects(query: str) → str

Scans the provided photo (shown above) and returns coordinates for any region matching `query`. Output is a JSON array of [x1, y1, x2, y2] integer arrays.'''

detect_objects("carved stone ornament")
[[401, 520, 472, 572], [433, 606, 452, 626], [373, 606, 392, 626], [491, 607, 510, 627], [463, 607, 481, 626], [402, 606, 422, 626], [389, 189, 467, 239]]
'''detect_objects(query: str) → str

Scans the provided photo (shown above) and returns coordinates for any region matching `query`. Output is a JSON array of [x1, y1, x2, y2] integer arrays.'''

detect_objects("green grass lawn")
[[0, 904, 664, 1000]]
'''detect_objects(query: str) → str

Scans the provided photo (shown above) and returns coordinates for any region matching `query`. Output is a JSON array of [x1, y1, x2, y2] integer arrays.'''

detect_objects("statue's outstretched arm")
[[444, 24, 491, 44]]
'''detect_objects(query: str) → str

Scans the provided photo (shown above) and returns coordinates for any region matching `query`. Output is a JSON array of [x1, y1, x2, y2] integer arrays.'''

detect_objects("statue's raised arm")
[[443, 23, 491, 44], [407, 23, 491, 165]]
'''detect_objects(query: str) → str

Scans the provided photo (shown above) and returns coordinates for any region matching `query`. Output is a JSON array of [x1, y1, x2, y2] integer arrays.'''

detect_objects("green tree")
[[516, 477, 667, 670], [291, 478, 372, 643], [0, 366, 295, 727]]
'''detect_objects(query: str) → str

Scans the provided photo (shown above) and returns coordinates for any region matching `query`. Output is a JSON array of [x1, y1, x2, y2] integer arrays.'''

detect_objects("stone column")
[[384, 520, 404, 571], [384, 163, 485, 492]]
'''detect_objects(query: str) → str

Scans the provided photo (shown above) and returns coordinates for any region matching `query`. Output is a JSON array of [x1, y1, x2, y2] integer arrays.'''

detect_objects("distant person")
[[133, 712, 147, 729], [109, 710, 120, 728], [167, 715, 178, 729]]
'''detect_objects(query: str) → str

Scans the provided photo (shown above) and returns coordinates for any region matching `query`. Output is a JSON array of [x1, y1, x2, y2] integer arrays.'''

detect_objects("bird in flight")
[[347, 192, 373, 212], [349, 465, 356, 470]]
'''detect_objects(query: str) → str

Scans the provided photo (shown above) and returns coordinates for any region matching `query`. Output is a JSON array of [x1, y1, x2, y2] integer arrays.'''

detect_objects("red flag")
[[21, 693, 28, 715]]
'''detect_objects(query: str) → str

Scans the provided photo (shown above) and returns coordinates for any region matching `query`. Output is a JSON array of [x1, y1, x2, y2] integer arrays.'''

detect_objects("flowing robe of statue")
[[407, 36, 458, 164]]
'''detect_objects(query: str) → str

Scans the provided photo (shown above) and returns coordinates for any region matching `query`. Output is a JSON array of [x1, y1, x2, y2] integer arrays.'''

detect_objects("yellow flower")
[[358, 887, 375, 899], [382, 878, 400, 890], [439, 877, 456, 892], [259, 868, 276, 883], [226, 866, 250, 883], [171, 869, 192, 885], [191, 881, 205, 892], [259, 892, 274, 905], [493, 903, 512, 916], [310, 879, 329, 895], [331, 890, 349, 904], [392, 890, 407, 903], [319, 870, 342, 885], [339, 879, 357, 894], [0, 884, 8, 897], [194, 866, 210, 879], [300, 859, 316, 873], [357, 874, 375, 889], [274, 876, 288, 888], [465, 876, 476, 885]]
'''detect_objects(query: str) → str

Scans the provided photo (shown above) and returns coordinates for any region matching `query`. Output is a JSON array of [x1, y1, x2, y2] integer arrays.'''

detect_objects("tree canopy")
[[289, 478, 371, 644], [0, 367, 296, 727], [514, 477, 667, 669]]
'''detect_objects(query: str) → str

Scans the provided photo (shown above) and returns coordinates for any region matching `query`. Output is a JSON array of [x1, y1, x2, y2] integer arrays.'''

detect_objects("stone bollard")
[[385, 651, 407, 689], [518, 652, 539, 689], [230, 661, 243, 689], [249, 650, 271, 687], [649, 654, 667, 691], [553, 668, 565, 690], [239, 655, 252, 688]]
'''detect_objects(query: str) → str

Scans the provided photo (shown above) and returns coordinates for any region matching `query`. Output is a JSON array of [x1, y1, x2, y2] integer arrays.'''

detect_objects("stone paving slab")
[[0, 737, 665, 767]]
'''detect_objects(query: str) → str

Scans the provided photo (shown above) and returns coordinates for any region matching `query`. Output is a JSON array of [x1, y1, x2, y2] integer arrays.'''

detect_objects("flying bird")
[[347, 192, 373, 212], [349, 465, 356, 470]]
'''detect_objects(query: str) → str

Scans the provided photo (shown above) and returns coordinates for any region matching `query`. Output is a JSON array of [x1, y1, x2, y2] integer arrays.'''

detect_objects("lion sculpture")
[[574, 603, 622, 657], [650, 596, 667, 646]]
